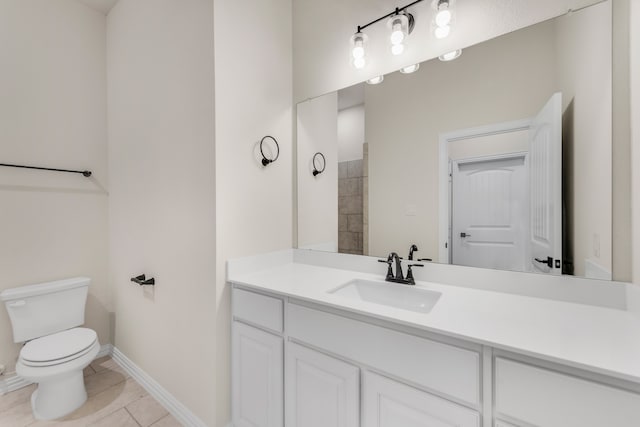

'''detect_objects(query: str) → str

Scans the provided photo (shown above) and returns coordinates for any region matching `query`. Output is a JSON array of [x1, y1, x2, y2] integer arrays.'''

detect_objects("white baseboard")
[[1, 344, 208, 427], [0, 373, 32, 395], [0, 343, 112, 395], [110, 346, 208, 427]]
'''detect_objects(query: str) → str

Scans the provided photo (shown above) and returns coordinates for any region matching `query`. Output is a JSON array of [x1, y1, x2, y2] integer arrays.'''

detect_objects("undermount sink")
[[329, 279, 441, 314]]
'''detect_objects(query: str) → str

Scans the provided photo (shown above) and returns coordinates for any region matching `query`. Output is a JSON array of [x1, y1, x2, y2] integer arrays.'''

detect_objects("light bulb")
[[353, 57, 366, 69], [352, 44, 365, 59], [366, 75, 384, 85], [390, 22, 405, 45], [434, 25, 450, 39], [400, 63, 420, 74], [391, 43, 405, 56], [435, 9, 452, 27]]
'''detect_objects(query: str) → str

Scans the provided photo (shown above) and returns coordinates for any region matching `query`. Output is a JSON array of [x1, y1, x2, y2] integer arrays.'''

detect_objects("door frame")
[[438, 118, 532, 264]]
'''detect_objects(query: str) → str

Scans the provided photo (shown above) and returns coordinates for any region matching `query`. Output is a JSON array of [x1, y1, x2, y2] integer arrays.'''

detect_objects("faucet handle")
[[378, 258, 394, 280], [406, 263, 424, 284]]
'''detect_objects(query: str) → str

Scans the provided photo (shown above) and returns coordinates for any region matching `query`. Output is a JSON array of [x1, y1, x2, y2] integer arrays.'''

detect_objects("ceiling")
[[77, 0, 119, 15]]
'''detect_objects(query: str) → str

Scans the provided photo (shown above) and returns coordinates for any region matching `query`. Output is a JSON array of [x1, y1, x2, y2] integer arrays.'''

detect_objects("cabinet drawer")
[[232, 287, 283, 333], [495, 358, 640, 427], [363, 371, 480, 427], [288, 303, 480, 407]]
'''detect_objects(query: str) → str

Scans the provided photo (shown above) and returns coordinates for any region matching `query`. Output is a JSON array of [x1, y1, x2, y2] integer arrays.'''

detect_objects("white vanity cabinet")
[[232, 288, 285, 427], [363, 371, 480, 427], [286, 342, 360, 427], [231, 284, 640, 427]]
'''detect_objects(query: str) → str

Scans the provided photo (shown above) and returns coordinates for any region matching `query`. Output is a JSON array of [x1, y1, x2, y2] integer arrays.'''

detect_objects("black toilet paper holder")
[[131, 274, 155, 286]]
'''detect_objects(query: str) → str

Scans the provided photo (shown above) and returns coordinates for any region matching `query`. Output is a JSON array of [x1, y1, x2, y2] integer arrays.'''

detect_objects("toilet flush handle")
[[8, 300, 26, 308]]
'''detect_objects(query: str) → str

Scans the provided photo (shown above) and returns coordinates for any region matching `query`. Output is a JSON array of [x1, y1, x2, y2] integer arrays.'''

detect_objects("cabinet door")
[[363, 371, 480, 427], [232, 321, 283, 427], [286, 342, 359, 427], [495, 357, 640, 427]]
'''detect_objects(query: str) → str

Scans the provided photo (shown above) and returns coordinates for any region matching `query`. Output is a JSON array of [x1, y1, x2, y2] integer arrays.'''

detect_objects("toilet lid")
[[21, 328, 97, 363]]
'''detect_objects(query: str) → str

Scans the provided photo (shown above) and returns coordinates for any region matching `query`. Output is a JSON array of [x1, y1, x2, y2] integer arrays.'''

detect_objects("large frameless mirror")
[[297, 0, 626, 281]]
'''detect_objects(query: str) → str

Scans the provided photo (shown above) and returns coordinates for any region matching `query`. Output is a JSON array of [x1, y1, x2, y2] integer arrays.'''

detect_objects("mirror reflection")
[[297, 1, 617, 280]]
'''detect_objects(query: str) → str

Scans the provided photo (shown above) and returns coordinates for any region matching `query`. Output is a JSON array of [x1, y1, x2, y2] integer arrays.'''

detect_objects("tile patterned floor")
[[0, 357, 182, 427]]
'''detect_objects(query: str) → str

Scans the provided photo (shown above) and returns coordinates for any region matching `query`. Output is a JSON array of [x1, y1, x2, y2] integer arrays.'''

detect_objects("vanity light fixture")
[[399, 63, 420, 74], [438, 49, 462, 61], [366, 75, 385, 85], [433, 0, 454, 39], [349, 0, 424, 68]]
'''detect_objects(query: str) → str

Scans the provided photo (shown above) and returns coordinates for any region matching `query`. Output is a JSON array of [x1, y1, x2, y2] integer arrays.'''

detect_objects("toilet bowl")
[[17, 328, 100, 420], [1, 277, 99, 420]]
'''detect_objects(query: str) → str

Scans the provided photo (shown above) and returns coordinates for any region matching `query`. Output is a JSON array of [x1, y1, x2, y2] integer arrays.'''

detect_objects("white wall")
[[107, 1, 216, 425], [338, 105, 365, 162], [612, 0, 632, 282], [298, 93, 339, 251], [293, 0, 605, 102], [0, 0, 109, 374], [555, 1, 612, 277], [366, 20, 557, 260], [213, 0, 293, 424], [632, 0, 640, 286]]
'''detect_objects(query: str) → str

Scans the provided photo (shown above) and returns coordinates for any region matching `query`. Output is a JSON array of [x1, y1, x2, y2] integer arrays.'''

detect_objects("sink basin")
[[329, 279, 441, 314]]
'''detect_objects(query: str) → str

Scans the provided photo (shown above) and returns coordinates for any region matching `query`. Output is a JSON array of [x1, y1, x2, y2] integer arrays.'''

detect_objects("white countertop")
[[229, 260, 640, 384]]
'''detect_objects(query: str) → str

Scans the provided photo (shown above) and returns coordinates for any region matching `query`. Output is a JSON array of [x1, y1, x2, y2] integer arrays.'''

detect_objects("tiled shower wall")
[[338, 159, 364, 254]]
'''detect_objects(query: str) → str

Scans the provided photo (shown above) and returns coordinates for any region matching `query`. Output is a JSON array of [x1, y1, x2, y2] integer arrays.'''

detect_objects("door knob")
[[460, 232, 471, 238], [534, 257, 553, 268]]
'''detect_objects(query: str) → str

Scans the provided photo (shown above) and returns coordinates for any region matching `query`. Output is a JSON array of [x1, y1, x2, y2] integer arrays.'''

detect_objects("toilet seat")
[[20, 328, 97, 367]]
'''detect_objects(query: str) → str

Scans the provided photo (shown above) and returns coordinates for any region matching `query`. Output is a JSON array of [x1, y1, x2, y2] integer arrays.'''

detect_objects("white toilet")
[[0, 277, 100, 420]]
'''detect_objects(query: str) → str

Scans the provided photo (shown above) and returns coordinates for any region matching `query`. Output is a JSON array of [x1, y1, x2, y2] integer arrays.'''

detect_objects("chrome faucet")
[[378, 252, 423, 285]]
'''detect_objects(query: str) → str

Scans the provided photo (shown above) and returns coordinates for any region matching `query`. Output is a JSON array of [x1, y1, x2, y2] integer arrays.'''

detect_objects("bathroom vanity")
[[229, 250, 640, 427]]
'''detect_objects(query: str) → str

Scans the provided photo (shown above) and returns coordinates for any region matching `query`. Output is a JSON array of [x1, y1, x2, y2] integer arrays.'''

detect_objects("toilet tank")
[[0, 277, 90, 343]]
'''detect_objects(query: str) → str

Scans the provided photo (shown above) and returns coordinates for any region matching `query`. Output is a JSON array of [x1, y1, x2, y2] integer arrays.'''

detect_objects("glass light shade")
[[350, 32, 368, 69], [366, 75, 384, 85], [434, 25, 450, 39], [439, 49, 462, 61], [353, 57, 366, 69], [400, 63, 420, 74], [391, 43, 405, 56]]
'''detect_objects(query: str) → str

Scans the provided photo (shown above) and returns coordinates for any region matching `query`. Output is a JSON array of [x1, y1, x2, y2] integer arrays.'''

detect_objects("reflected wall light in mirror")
[[366, 75, 385, 85], [400, 63, 420, 74], [439, 49, 462, 61]]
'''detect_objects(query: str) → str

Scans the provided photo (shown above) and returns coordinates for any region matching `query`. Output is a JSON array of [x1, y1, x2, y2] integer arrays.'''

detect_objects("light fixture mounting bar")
[[356, 0, 425, 33]]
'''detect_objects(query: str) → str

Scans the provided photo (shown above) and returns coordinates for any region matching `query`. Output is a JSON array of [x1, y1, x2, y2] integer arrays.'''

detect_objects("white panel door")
[[362, 371, 480, 427], [286, 342, 359, 427], [452, 154, 528, 272], [232, 322, 284, 427], [529, 92, 562, 274]]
